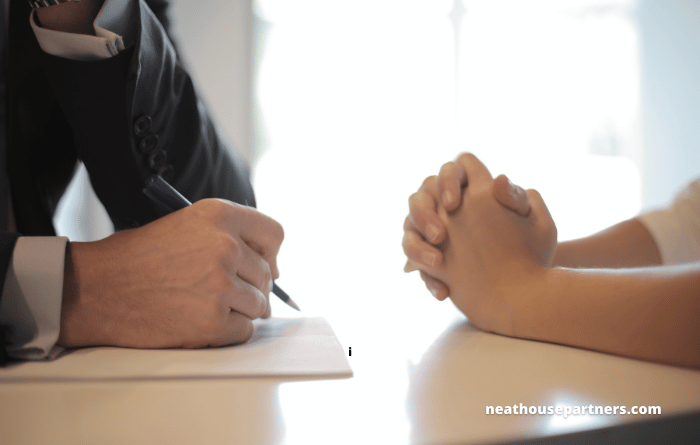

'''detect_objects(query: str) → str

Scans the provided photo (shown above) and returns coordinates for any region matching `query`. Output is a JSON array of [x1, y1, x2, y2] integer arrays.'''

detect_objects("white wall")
[[638, 0, 700, 209], [170, 0, 255, 164]]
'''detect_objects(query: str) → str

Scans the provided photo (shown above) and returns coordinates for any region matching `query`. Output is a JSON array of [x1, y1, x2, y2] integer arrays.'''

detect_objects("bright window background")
[[252, 0, 642, 318]]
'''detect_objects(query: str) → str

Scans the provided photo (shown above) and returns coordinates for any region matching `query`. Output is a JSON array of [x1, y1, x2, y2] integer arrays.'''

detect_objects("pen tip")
[[287, 299, 301, 311]]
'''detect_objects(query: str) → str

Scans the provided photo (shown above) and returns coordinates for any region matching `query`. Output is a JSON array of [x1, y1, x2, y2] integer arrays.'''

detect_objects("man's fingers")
[[262, 294, 272, 319], [408, 190, 446, 244], [419, 271, 450, 301], [402, 230, 443, 270], [437, 161, 467, 211], [225, 273, 269, 320], [224, 234, 274, 297], [455, 152, 493, 191], [492, 174, 531, 217], [217, 236, 271, 320], [208, 311, 255, 347], [216, 200, 285, 279]]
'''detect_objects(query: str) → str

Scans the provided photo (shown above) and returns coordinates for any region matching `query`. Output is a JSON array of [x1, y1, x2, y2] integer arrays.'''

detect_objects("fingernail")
[[507, 179, 519, 199], [442, 190, 453, 206], [421, 251, 437, 268], [427, 285, 439, 298], [426, 224, 440, 243]]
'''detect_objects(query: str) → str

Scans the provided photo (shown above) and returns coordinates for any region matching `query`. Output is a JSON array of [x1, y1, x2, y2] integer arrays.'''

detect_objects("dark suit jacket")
[[0, 0, 257, 364]]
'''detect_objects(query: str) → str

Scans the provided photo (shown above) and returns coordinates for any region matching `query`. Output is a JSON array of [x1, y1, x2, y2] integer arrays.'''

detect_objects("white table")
[[2, 304, 700, 445]]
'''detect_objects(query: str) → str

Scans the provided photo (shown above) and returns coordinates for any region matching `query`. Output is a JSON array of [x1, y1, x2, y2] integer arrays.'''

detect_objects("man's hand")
[[58, 199, 284, 349], [36, 0, 105, 36], [403, 153, 532, 298]]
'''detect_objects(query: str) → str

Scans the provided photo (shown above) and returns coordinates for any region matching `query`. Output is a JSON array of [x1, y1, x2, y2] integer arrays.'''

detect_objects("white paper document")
[[0, 317, 352, 382]]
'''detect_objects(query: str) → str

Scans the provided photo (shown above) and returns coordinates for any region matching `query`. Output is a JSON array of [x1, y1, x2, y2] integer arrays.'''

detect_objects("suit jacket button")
[[158, 164, 174, 182], [149, 149, 167, 170], [133, 116, 152, 137], [139, 134, 159, 154]]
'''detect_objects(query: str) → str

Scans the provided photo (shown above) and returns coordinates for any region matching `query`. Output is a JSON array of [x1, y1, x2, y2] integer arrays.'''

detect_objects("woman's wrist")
[[478, 264, 555, 339]]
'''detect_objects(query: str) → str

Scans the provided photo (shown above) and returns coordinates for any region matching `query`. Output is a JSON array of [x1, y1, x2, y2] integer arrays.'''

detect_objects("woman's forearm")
[[508, 264, 700, 368], [553, 218, 662, 269]]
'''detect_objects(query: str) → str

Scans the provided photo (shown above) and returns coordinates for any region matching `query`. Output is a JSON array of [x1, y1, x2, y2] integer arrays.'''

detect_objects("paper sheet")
[[0, 317, 352, 382]]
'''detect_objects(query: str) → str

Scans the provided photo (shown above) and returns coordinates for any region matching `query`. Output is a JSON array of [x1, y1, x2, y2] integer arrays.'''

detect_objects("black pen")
[[143, 174, 300, 311]]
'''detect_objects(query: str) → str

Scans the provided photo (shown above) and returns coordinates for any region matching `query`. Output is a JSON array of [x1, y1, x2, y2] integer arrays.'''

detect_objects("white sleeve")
[[0, 237, 68, 360], [29, 0, 137, 61], [637, 179, 700, 265]]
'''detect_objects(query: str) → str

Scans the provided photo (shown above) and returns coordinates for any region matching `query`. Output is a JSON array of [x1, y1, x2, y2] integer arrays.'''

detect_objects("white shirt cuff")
[[29, 0, 136, 61], [637, 179, 700, 265], [0, 237, 68, 360]]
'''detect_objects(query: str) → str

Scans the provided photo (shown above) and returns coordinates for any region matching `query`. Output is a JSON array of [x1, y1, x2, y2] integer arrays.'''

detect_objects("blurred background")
[[54, 0, 700, 362]]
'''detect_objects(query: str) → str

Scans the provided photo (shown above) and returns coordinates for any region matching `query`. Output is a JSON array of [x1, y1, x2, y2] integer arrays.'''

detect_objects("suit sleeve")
[[0, 234, 20, 365], [39, 0, 256, 231]]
